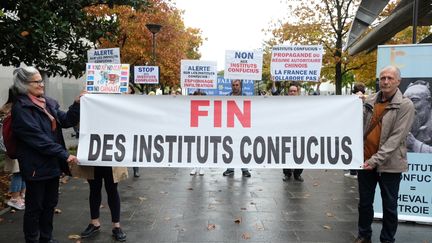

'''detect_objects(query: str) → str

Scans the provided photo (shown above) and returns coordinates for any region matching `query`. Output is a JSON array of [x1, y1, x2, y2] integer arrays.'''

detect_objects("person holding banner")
[[282, 83, 305, 182], [345, 83, 366, 179], [127, 84, 140, 177], [76, 165, 128, 241], [11, 67, 81, 243], [222, 79, 251, 177], [354, 66, 414, 243], [403, 80, 432, 153]]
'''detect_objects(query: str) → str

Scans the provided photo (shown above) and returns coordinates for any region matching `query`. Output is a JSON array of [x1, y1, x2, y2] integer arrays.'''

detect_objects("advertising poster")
[[77, 94, 363, 169], [188, 77, 254, 96], [86, 63, 130, 94], [270, 45, 323, 82], [180, 60, 217, 89], [224, 50, 263, 80], [374, 44, 432, 223], [87, 48, 120, 64], [134, 66, 159, 84]]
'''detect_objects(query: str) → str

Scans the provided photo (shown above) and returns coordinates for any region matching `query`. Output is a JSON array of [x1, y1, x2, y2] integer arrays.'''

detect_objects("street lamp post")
[[145, 23, 162, 94], [145, 23, 162, 65]]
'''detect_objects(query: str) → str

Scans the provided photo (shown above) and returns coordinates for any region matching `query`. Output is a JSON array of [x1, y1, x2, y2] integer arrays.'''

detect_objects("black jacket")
[[12, 94, 79, 181]]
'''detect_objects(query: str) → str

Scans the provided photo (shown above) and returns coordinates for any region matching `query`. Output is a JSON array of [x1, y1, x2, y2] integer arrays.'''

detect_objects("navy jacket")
[[12, 95, 80, 181]]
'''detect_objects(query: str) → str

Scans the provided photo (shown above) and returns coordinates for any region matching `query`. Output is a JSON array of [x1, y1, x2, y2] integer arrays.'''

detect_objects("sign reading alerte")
[[180, 60, 217, 89], [224, 50, 263, 80], [87, 48, 120, 64], [271, 45, 323, 82], [134, 66, 159, 84]]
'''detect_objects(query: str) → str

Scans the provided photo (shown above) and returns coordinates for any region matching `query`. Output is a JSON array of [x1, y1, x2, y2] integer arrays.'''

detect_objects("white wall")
[[0, 65, 85, 109]]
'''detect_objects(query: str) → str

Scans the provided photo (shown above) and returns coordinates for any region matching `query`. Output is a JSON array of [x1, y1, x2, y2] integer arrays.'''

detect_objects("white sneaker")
[[190, 168, 197, 175], [344, 173, 357, 179], [7, 198, 25, 210], [198, 168, 205, 176]]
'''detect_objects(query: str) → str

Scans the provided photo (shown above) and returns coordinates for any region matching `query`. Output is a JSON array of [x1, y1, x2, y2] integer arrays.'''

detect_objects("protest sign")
[[271, 45, 323, 82], [86, 63, 130, 93], [224, 50, 263, 80], [87, 48, 120, 64], [134, 66, 159, 84], [77, 94, 363, 169], [188, 77, 254, 96], [180, 60, 217, 89]]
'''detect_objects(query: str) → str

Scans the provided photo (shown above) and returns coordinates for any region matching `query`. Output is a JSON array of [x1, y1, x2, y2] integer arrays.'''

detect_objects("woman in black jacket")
[[11, 66, 82, 243]]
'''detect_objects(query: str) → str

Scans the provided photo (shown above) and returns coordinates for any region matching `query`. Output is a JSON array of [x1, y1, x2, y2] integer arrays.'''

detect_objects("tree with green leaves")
[[0, 0, 149, 78]]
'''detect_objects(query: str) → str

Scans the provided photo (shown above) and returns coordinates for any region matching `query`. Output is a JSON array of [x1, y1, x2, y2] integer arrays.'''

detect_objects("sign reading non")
[[224, 50, 263, 80]]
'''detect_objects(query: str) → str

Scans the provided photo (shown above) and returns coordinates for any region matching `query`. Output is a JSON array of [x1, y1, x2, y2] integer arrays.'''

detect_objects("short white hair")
[[380, 65, 401, 81], [13, 66, 40, 94]]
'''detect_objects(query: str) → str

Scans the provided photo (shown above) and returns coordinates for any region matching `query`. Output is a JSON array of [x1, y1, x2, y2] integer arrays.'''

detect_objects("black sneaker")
[[223, 170, 234, 176], [294, 175, 304, 182], [353, 236, 371, 243], [242, 170, 251, 177], [112, 227, 127, 242], [81, 224, 100, 238], [282, 174, 291, 181]]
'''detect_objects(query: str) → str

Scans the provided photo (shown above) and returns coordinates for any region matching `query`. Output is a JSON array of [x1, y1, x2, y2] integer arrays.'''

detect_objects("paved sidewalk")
[[1, 168, 431, 243]]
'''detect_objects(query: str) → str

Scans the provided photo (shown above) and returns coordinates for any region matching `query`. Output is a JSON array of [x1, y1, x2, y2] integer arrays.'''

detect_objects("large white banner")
[[270, 45, 323, 82], [224, 50, 263, 80], [77, 94, 363, 169]]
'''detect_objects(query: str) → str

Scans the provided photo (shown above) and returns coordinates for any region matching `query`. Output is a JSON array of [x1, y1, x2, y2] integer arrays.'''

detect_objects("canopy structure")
[[346, 0, 432, 55]]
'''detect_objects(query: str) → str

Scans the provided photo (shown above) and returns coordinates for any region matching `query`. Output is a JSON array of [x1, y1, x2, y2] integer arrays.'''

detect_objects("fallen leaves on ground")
[[254, 223, 264, 230], [60, 176, 70, 184], [322, 225, 332, 230], [242, 232, 251, 239], [68, 234, 81, 240], [240, 207, 247, 210], [313, 182, 320, 187], [234, 217, 242, 224], [54, 208, 62, 214], [326, 212, 334, 217], [207, 224, 216, 230], [138, 197, 147, 202], [187, 188, 193, 190]]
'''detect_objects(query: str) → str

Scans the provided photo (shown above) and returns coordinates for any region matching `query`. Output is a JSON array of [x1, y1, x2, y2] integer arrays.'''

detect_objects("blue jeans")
[[10, 172, 26, 193], [357, 170, 401, 243]]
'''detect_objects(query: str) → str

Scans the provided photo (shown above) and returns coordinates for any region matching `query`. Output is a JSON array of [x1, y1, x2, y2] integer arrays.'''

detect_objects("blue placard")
[[188, 76, 255, 96]]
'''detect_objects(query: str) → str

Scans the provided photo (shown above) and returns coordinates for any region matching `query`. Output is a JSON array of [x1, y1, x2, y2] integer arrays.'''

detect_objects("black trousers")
[[88, 167, 120, 223], [357, 170, 401, 243], [283, 169, 303, 177], [24, 177, 59, 243]]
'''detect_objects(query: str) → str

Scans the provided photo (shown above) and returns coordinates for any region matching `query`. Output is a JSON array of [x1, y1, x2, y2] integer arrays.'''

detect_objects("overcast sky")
[[174, 0, 289, 69]]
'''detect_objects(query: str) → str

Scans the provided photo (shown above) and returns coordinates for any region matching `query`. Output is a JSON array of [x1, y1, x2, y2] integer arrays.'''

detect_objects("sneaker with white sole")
[[198, 168, 204, 176], [190, 168, 197, 175], [344, 173, 357, 179], [7, 198, 25, 210]]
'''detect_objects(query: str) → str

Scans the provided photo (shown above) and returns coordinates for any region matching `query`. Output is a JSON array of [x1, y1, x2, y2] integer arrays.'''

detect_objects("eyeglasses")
[[28, 79, 44, 85]]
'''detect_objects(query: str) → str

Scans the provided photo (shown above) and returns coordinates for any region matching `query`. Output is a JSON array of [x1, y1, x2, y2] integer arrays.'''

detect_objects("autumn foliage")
[[85, 0, 204, 90]]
